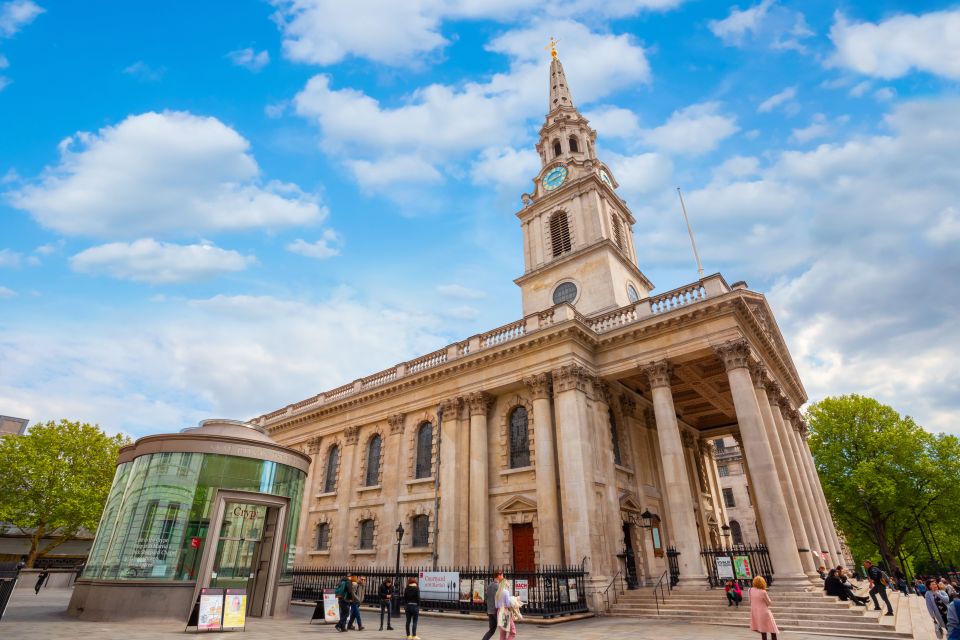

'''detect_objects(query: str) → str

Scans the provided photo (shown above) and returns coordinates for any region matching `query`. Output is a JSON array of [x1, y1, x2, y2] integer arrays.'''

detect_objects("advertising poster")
[[558, 580, 569, 604], [513, 579, 529, 602], [716, 556, 735, 580], [418, 571, 459, 601], [471, 579, 486, 604], [733, 556, 752, 579], [222, 589, 246, 630], [197, 588, 224, 631], [567, 578, 579, 603], [323, 588, 339, 623], [459, 578, 472, 603]]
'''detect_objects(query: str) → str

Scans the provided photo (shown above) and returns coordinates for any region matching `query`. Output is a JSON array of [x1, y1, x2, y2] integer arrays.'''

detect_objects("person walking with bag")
[[334, 572, 354, 632], [864, 560, 894, 616], [348, 575, 366, 631], [378, 578, 394, 631], [481, 571, 504, 640], [403, 577, 421, 640], [926, 579, 950, 638], [494, 577, 514, 640], [749, 576, 779, 640]]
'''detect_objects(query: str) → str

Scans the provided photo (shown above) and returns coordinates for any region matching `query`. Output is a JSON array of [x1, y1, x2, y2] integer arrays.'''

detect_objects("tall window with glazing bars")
[[415, 422, 433, 479], [365, 435, 381, 487], [323, 445, 339, 493], [508, 407, 530, 468]]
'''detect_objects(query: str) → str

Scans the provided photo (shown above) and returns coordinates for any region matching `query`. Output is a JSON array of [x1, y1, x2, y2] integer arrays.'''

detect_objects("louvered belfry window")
[[550, 211, 572, 257], [365, 435, 381, 487], [411, 515, 429, 547], [415, 422, 433, 479], [509, 407, 530, 468], [612, 214, 625, 250], [323, 445, 340, 493]]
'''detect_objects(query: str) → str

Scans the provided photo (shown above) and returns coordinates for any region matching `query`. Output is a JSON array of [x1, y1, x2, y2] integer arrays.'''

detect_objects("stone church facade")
[[256, 54, 845, 594]]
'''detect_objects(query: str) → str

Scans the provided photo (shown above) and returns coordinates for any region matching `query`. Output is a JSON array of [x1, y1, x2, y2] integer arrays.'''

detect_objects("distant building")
[[0, 415, 28, 436], [714, 437, 761, 545]]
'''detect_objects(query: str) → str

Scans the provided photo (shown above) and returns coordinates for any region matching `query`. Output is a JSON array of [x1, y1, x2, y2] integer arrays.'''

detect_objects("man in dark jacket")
[[481, 570, 504, 640], [864, 560, 894, 615], [335, 572, 355, 632]]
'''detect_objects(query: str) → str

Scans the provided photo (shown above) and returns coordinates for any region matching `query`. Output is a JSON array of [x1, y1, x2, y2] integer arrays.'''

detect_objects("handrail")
[[652, 569, 670, 615], [598, 570, 624, 613]]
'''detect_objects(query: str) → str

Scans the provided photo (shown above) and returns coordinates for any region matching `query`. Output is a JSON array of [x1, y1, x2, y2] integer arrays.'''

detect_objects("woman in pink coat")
[[749, 576, 779, 640]]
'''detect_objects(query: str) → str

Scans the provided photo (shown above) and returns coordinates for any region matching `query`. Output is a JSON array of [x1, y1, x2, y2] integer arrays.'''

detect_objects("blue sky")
[[1, 0, 958, 438]]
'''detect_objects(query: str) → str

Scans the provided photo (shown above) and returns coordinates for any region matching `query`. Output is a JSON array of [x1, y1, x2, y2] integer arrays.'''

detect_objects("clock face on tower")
[[599, 168, 613, 188], [542, 165, 568, 191]]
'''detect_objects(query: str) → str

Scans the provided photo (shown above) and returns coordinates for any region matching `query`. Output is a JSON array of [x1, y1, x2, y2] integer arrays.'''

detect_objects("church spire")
[[547, 39, 575, 112]]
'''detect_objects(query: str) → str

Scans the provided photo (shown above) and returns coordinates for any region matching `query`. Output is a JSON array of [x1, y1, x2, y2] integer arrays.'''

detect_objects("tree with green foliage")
[[806, 395, 960, 574], [0, 419, 130, 567]]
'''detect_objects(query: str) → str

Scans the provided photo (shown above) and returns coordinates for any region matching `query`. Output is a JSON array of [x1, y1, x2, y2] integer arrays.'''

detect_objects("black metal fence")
[[700, 544, 774, 588], [0, 562, 21, 622], [291, 564, 589, 618], [666, 547, 680, 587]]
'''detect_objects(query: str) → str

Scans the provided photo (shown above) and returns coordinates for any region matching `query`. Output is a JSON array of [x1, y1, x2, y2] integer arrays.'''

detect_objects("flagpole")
[[676, 187, 705, 280]]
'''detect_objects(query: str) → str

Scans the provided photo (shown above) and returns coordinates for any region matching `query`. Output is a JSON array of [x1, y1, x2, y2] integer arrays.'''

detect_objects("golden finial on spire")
[[546, 36, 560, 59]]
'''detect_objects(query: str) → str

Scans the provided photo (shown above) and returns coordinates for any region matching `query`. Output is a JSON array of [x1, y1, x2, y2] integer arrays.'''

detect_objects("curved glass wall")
[[83, 452, 304, 582]]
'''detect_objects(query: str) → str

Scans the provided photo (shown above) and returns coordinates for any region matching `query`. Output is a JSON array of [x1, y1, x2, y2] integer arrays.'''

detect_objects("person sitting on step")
[[725, 580, 743, 607]]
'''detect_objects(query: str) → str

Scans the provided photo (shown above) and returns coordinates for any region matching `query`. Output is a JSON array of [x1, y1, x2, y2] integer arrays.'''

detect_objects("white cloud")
[[790, 113, 831, 143], [641, 102, 738, 155], [709, 0, 811, 51], [926, 207, 960, 247], [757, 86, 797, 113], [346, 155, 443, 192], [9, 111, 325, 239], [123, 61, 164, 82], [709, 0, 774, 45], [0, 54, 7, 68], [848, 80, 871, 98], [70, 239, 255, 284], [286, 230, 343, 259], [437, 284, 486, 299], [442, 305, 480, 320], [0, 0, 43, 38], [606, 152, 674, 201], [470, 146, 540, 192], [0, 248, 22, 267], [829, 9, 960, 80], [874, 87, 896, 102], [227, 48, 270, 72], [584, 105, 641, 138], [0, 285, 15, 297]]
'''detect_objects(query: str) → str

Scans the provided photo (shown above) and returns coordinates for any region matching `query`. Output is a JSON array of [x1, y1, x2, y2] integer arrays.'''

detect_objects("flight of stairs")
[[608, 586, 912, 640]]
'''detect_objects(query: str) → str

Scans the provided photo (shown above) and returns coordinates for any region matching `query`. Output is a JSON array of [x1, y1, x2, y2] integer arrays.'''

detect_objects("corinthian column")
[[437, 397, 461, 565], [333, 425, 360, 564], [713, 340, 806, 583], [523, 373, 562, 565], [467, 392, 492, 566], [795, 418, 844, 562], [642, 360, 707, 584]]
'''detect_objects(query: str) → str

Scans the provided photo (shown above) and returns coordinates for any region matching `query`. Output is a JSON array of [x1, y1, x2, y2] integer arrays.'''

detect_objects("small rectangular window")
[[718, 465, 729, 477], [723, 487, 736, 508]]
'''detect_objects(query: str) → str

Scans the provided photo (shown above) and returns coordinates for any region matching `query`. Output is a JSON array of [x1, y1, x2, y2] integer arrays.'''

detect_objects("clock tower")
[[515, 51, 653, 317]]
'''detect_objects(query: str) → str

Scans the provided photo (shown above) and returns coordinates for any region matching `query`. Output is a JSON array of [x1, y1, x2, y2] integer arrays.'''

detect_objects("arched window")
[[730, 520, 744, 546], [553, 281, 577, 305], [323, 445, 339, 493], [508, 407, 530, 468], [411, 515, 429, 547], [549, 211, 572, 257], [365, 435, 382, 487], [358, 519, 374, 549], [611, 214, 625, 250], [609, 407, 622, 465], [315, 522, 330, 550], [627, 284, 640, 303], [415, 423, 433, 479], [552, 139, 562, 157], [569, 136, 579, 152]]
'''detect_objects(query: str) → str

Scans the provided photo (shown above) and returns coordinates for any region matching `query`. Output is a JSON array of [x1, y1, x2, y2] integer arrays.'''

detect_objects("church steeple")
[[515, 48, 654, 318]]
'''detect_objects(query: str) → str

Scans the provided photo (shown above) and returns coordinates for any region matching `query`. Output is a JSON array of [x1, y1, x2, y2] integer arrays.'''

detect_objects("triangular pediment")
[[619, 493, 643, 513], [497, 495, 538, 513]]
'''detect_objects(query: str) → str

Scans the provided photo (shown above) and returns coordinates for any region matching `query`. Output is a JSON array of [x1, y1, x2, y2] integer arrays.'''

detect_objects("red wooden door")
[[512, 523, 535, 572]]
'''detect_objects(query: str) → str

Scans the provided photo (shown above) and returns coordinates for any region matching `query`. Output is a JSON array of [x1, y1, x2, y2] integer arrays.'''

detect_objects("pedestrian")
[[348, 575, 366, 631], [817, 566, 827, 580], [378, 578, 395, 631], [335, 572, 354, 632], [942, 579, 957, 601], [495, 575, 512, 640], [403, 577, 420, 640], [947, 595, 960, 640], [863, 560, 894, 616], [34, 570, 49, 594], [725, 580, 742, 607], [749, 576, 779, 640], [498, 594, 523, 640], [482, 570, 505, 640], [926, 579, 950, 638]]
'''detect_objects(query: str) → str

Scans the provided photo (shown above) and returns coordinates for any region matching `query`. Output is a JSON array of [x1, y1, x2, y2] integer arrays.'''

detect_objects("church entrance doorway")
[[622, 522, 639, 588], [511, 523, 535, 571]]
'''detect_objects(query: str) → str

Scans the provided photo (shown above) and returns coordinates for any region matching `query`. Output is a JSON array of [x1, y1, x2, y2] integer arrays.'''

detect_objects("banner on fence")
[[514, 579, 529, 602], [716, 556, 735, 580], [197, 588, 224, 631], [418, 571, 459, 601], [222, 589, 246, 630], [567, 578, 579, 603], [323, 588, 339, 622], [471, 579, 485, 604], [733, 556, 752, 579]]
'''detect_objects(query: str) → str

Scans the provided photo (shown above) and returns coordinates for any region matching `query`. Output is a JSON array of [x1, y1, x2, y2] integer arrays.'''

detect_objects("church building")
[[256, 51, 845, 597]]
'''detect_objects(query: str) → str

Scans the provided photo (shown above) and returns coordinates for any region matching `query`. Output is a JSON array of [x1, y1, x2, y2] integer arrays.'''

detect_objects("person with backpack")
[[863, 560, 894, 616], [335, 572, 355, 632], [348, 575, 366, 631]]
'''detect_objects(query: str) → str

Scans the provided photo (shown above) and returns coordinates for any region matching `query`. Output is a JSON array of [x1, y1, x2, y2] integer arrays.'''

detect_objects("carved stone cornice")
[[388, 413, 406, 435], [713, 338, 752, 372], [748, 360, 768, 389], [619, 396, 637, 419], [522, 372, 552, 401], [591, 376, 612, 405], [552, 364, 591, 393], [466, 391, 493, 417], [344, 425, 360, 445], [440, 397, 460, 419], [642, 360, 673, 390]]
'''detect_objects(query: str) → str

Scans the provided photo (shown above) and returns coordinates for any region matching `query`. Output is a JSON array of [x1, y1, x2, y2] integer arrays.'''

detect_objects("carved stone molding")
[[307, 436, 323, 454], [765, 380, 784, 406], [344, 425, 360, 445], [466, 391, 493, 417], [522, 372, 552, 400], [642, 360, 673, 390], [440, 397, 460, 419], [552, 364, 591, 393], [643, 407, 656, 429], [680, 430, 697, 449], [748, 360, 768, 389], [619, 395, 638, 419], [699, 440, 715, 457], [713, 338, 752, 372], [388, 413, 406, 435], [777, 395, 793, 414], [591, 376, 612, 405]]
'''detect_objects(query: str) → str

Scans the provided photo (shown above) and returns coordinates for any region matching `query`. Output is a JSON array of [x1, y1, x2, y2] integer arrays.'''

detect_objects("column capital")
[[591, 376, 612, 405], [388, 413, 406, 435], [748, 360, 769, 389], [643, 407, 656, 429], [522, 372, 552, 400], [680, 430, 697, 449], [344, 425, 360, 445], [765, 379, 785, 406], [642, 360, 673, 389], [700, 439, 715, 457], [552, 363, 591, 393], [440, 397, 461, 418], [466, 391, 493, 417], [777, 395, 793, 414], [619, 395, 638, 418], [713, 338, 752, 372], [308, 435, 323, 454]]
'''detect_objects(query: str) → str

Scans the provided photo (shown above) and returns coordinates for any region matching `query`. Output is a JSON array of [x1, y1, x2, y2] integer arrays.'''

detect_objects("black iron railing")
[[666, 547, 680, 587], [700, 544, 774, 588], [651, 569, 671, 615], [291, 563, 589, 618]]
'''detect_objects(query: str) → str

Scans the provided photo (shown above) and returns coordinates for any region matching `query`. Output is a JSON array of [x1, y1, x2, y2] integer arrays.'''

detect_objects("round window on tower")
[[553, 282, 578, 305], [627, 284, 640, 303]]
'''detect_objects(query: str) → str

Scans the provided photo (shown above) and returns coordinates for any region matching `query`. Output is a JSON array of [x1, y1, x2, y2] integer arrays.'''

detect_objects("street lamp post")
[[394, 523, 404, 615], [721, 524, 732, 550]]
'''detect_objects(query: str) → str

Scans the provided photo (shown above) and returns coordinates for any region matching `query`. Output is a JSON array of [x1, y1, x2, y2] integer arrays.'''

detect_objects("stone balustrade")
[[255, 273, 731, 426]]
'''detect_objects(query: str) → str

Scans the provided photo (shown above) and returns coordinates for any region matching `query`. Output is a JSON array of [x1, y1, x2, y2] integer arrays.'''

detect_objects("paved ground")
[[1, 588, 860, 640]]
